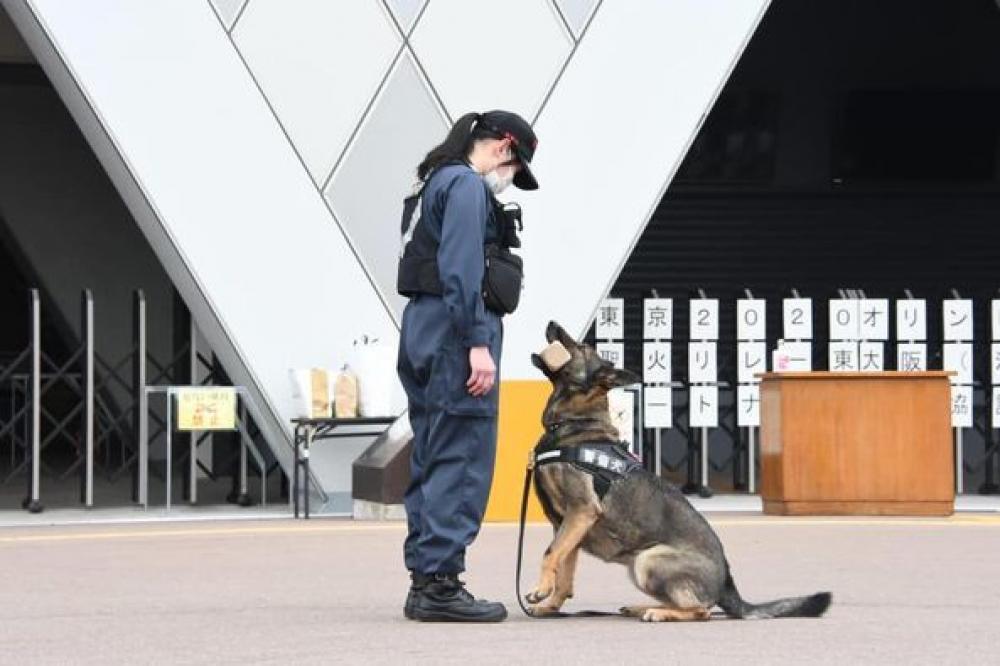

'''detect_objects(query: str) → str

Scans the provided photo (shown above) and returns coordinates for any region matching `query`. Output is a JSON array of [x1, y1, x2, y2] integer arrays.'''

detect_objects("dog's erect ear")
[[531, 353, 555, 381], [545, 321, 578, 350], [594, 364, 641, 389]]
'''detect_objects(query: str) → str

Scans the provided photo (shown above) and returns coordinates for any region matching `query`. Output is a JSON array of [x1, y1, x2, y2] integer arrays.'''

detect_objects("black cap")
[[476, 110, 539, 190]]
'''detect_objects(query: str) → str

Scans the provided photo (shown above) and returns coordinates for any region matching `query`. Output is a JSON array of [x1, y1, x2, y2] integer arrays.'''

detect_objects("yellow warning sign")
[[176, 388, 237, 431]]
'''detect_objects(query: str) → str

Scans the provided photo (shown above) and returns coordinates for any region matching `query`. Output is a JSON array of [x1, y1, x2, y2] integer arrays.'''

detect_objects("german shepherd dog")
[[526, 321, 832, 622]]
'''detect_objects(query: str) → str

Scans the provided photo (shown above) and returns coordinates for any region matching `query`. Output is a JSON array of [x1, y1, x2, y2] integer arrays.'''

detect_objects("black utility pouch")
[[482, 244, 523, 315]]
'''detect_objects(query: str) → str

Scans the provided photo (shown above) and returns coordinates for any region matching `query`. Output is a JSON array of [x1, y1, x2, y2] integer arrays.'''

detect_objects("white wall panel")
[[325, 51, 449, 321], [385, 0, 427, 34], [410, 0, 572, 120], [209, 0, 246, 31], [503, 0, 769, 379], [6, 0, 772, 507], [13, 0, 400, 508], [233, 0, 401, 182], [555, 0, 599, 38]]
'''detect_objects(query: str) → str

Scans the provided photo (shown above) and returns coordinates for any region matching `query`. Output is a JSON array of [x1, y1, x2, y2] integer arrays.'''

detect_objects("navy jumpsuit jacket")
[[397, 162, 504, 576]]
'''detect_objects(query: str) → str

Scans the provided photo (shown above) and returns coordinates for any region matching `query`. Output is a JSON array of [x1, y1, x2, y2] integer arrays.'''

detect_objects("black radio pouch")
[[483, 244, 523, 315], [482, 201, 524, 315]]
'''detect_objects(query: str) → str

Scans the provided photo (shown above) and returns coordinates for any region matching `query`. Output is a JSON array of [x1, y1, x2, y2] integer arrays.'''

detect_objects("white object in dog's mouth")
[[539, 341, 571, 371]]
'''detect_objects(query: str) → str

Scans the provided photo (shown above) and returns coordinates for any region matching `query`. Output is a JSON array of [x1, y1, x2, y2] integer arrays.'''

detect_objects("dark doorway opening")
[[608, 0, 1000, 494]]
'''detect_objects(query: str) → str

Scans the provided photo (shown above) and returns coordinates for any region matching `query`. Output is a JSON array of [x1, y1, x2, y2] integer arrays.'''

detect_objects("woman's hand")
[[467, 346, 496, 397]]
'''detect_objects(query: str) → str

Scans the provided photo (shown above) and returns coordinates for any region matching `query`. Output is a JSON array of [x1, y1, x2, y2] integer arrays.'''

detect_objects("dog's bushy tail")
[[717, 570, 831, 620]]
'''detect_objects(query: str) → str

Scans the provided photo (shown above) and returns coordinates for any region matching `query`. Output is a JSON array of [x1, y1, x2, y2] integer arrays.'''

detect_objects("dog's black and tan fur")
[[526, 321, 832, 622]]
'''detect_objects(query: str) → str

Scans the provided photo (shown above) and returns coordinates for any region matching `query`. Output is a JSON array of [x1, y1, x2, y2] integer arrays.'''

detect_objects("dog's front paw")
[[525, 583, 553, 604], [529, 601, 563, 617]]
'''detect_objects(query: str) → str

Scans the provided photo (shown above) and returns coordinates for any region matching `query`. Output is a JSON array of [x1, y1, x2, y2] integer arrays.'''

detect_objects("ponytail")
[[416, 112, 491, 180]]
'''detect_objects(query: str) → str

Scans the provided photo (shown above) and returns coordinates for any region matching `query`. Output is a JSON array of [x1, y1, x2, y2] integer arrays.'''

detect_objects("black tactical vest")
[[396, 164, 523, 313], [396, 176, 444, 297]]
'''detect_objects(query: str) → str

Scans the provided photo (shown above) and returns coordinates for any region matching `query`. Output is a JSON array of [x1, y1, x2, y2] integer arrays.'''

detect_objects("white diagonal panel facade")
[[209, 0, 246, 31], [233, 0, 401, 183], [4, 0, 770, 508], [555, 0, 600, 39], [7, 0, 401, 510], [325, 50, 450, 319], [410, 0, 573, 122], [503, 0, 770, 377]]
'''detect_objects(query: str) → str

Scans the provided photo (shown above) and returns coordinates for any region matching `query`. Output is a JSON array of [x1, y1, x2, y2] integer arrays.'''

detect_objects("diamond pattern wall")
[[410, 0, 572, 120], [555, 0, 600, 38], [232, 0, 401, 182], [325, 51, 449, 319], [209, 0, 247, 31], [18, 0, 771, 515], [214, 0, 766, 373], [385, 0, 427, 35]]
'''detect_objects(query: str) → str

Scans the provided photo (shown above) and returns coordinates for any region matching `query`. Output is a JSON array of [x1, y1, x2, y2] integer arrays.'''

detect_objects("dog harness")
[[515, 432, 641, 619], [532, 436, 643, 499]]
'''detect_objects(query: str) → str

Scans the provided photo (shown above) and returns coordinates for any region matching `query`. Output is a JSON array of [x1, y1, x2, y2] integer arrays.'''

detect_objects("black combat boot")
[[410, 573, 507, 623], [404, 572, 430, 619]]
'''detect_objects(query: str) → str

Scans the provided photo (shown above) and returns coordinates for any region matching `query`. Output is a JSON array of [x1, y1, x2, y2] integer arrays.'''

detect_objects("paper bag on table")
[[334, 365, 360, 418], [289, 368, 332, 418]]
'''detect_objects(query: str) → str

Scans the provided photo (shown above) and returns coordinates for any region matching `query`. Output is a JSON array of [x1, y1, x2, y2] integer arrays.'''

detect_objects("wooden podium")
[[759, 371, 954, 516]]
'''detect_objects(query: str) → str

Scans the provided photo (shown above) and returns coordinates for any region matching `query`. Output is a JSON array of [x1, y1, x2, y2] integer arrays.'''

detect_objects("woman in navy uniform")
[[397, 110, 538, 622]]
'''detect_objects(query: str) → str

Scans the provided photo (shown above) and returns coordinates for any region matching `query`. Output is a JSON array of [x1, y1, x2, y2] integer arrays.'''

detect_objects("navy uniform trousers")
[[397, 294, 503, 575]]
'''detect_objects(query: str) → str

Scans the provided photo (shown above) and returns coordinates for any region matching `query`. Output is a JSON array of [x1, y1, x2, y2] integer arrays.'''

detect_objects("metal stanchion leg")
[[699, 427, 712, 498], [304, 428, 312, 519], [187, 316, 197, 506], [237, 425, 251, 507], [189, 429, 198, 505], [748, 427, 756, 495], [732, 426, 744, 491], [235, 400, 251, 507], [261, 461, 267, 508], [254, 402, 267, 508], [681, 423, 698, 495], [83, 291, 94, 508], [653, 429, 662, 478], [700, 428, 708, 487], [18, 379, 26, 469], [25, 290, 42, 514], [955, 428, 963, 495], [166, 392, 172, 512], [135, 291, 148, 508], [981, 422, 999, 494], [293, 427, 300, 518]]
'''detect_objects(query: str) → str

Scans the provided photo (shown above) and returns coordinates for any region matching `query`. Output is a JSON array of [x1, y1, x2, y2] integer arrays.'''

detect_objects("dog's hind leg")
[[621, 604, 709, 621], [527, 509, 598, 611], [640, 606, 711, 623], [625, 544, 716, 622], [619, 604, 657, 618]]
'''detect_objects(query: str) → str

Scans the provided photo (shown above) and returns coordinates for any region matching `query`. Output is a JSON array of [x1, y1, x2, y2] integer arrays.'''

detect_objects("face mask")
[[483, 168, 514, 194]]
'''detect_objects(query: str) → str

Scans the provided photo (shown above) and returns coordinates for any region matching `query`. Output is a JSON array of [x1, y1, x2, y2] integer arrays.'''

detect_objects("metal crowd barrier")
[[140, 386, 270, 512], [0, 288, 286, 513]]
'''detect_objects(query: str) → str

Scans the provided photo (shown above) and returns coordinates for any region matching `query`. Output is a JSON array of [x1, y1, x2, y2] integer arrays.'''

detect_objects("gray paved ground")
[[0, 515, 998, 665]]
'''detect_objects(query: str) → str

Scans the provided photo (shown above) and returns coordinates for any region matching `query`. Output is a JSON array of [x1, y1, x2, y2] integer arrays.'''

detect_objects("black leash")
[[515, 459, 616, 619], [515, 464, 539, 617]]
